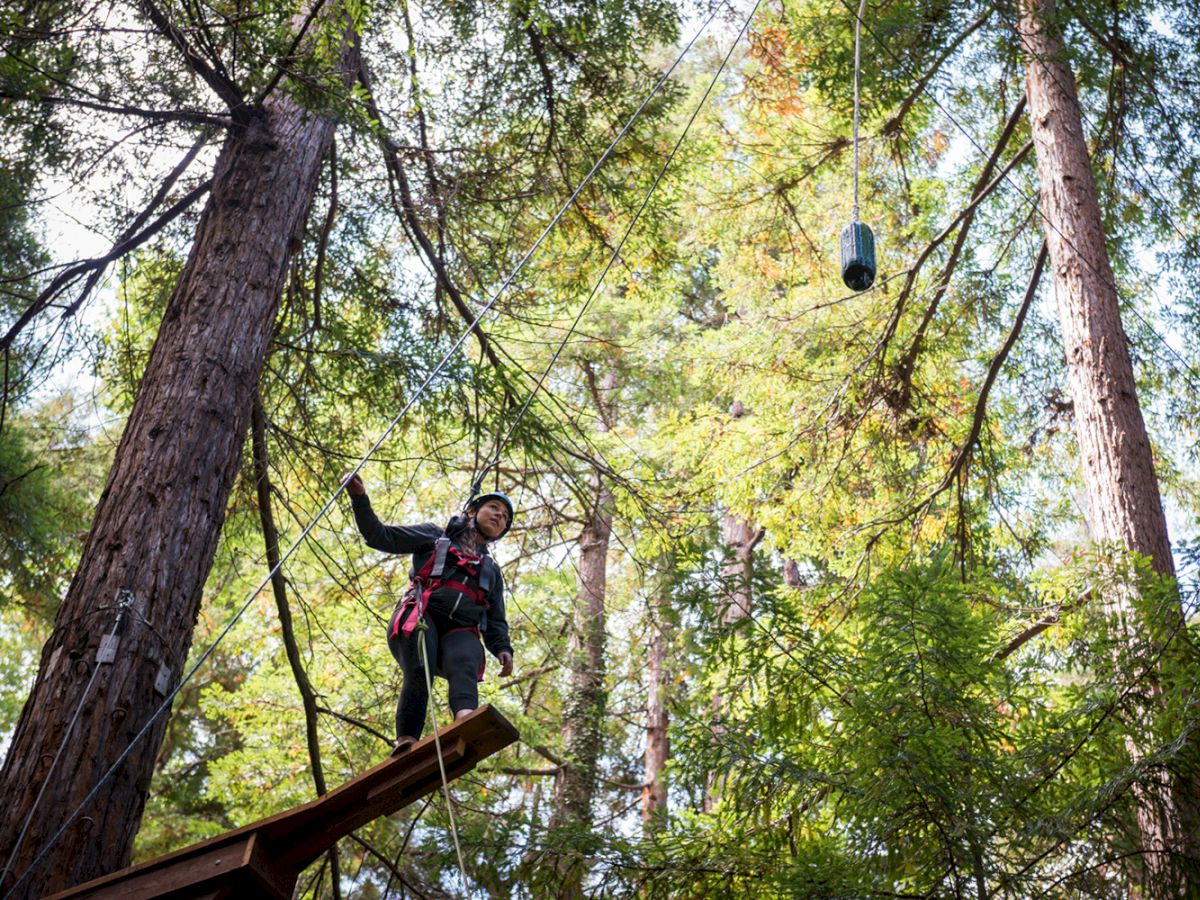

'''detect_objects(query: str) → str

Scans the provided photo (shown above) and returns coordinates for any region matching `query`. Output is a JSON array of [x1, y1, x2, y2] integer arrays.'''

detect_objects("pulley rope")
[[1, 11, 724, 897], [832, 0, 1200, 396], [415, 619, 470, 892], [468, 0, 765, 508], [852, 0, 867, 223]]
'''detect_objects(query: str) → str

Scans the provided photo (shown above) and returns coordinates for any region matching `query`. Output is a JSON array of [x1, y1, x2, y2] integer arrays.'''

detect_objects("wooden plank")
[[47, 705, 518, 899], [41, 835, 270, 900]]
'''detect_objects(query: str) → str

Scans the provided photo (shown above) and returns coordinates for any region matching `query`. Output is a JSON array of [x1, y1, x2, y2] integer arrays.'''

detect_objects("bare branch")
[[310, 139, 338, 332], [256, 0, 334, 103], [357, 61, 506, 373], [898, 96, 1030, 378], [0, 90, 232, 128], [873, 137, 1033, 370], [991, 589, 1091, 662], [138, 0, 245, 113], [0, 179, 212, 353], [883, 9, 994, 137]]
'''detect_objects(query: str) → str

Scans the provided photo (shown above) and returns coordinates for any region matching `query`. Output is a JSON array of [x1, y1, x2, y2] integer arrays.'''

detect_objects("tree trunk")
[[548, 369, 616, 895], [1021, 0, 1200, 891], [642, 555, 673, 832], [718, 514, 759, 626], [548, 472, 613, 894], [704, 513, 761, 813], [0, 40, 357, 899]]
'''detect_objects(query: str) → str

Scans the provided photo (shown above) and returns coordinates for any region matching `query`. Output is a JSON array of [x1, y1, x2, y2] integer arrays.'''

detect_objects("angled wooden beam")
[[48, 705, 518, 899]]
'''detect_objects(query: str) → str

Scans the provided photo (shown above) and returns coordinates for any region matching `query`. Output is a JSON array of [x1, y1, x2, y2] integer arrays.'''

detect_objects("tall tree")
[[1020, 0, 1200, 891], [548, 368, 617, 895], [642, 553, 673, 830], [0, 6, 358, 894]]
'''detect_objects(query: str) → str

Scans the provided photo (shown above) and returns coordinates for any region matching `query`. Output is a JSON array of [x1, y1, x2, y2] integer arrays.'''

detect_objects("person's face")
[[472, 499, 510, 539]]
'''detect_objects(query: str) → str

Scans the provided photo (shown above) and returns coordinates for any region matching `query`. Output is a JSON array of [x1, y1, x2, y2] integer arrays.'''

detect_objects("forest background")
[[3, 0, 1200, 896]]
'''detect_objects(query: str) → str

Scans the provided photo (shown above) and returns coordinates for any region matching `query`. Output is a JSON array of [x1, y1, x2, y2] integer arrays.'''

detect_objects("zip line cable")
[[2, 11, 728, 895], [0, 598, 132, 887]]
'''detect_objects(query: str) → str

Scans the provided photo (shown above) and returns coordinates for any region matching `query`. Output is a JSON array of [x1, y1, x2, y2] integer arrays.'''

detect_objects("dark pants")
[[387, 606, 483, 740]]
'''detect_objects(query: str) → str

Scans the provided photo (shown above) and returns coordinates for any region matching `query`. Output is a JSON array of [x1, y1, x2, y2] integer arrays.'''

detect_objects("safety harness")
[[391, 534, 493, 641]]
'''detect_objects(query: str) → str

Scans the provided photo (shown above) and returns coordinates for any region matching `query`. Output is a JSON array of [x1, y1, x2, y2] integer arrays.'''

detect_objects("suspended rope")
[[1, 12, 727, 898], [840, 0, 877, 291], [415, 619, 470, 890]]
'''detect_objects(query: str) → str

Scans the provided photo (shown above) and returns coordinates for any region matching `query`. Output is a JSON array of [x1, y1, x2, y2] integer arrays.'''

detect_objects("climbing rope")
[[414, 618, 470, 891], [1, 11, 729, 897], [852, 0, 866, 223], [840, 0, 877, 291]]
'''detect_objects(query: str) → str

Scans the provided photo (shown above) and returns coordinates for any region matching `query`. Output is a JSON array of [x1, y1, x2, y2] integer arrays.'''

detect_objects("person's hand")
[[341, 471, 366, 496], [498, 651, 513, 678]]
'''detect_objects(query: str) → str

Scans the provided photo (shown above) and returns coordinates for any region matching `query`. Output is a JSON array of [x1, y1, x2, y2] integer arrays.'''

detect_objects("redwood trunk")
[[0, 44, 356, 898], [642, 559, 671, 831], [719, 514, 758, 626], [704, 513, 760, 813], [1021, 0, 1200, 891], [549, 474, 613, 893]]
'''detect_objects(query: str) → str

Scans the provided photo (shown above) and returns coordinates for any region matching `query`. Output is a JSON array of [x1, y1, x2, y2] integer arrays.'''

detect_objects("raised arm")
[[343, 473, 442, 554]]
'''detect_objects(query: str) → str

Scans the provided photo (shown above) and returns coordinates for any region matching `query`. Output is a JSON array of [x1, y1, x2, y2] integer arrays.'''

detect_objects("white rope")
[[852, 0, 867, 222], [415, 618, 470, 892]]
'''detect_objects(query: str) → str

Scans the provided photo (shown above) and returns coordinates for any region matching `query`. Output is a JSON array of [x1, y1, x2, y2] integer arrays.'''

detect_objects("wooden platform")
[[48, 705, 519, 899]]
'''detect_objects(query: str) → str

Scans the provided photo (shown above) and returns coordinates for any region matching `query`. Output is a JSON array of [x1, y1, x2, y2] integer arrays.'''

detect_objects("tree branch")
[[138, 0, 246, 114], [872, 137, 1033, 371], [925, 239, 1048, 504], [883, 9, 994, 137], [0, 90, 232, 128], [256, 0, 333, 103], [0, 178, 211, 353], [251, 395, 343, 899], [310, 139, 338, 332], [357, 61, 505, 373], [347, 834, 431, 900], [897, 96, 1030, 380], [992, 588, 1092, 662]]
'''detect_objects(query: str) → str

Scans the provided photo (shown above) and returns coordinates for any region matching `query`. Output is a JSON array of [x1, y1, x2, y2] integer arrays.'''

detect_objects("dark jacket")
[[351, 494, 513, 658]]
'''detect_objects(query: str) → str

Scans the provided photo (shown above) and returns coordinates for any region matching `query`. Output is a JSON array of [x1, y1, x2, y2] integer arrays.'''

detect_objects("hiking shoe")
[[390, 736, 416, 756]]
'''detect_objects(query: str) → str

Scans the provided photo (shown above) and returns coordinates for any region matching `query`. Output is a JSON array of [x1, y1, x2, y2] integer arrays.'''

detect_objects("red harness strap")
[[391, 540, 491, 639]]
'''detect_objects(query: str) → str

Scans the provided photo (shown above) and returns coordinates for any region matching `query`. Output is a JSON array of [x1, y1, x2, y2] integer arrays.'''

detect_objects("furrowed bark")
[[0, 19, 358, 898], [549, 371, 616, 896], [1020, 0, 1200, 891]]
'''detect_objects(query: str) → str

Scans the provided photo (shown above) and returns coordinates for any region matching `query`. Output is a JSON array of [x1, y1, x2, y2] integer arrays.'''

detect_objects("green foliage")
[[5, 0, 1200, 894]]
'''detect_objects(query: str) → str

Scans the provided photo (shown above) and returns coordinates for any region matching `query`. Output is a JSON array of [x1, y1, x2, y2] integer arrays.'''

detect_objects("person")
[[342, 472, 515, 754]]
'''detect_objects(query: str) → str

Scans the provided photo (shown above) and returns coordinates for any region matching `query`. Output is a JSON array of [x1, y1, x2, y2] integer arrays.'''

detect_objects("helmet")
[[468, 491, 515, 537]]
